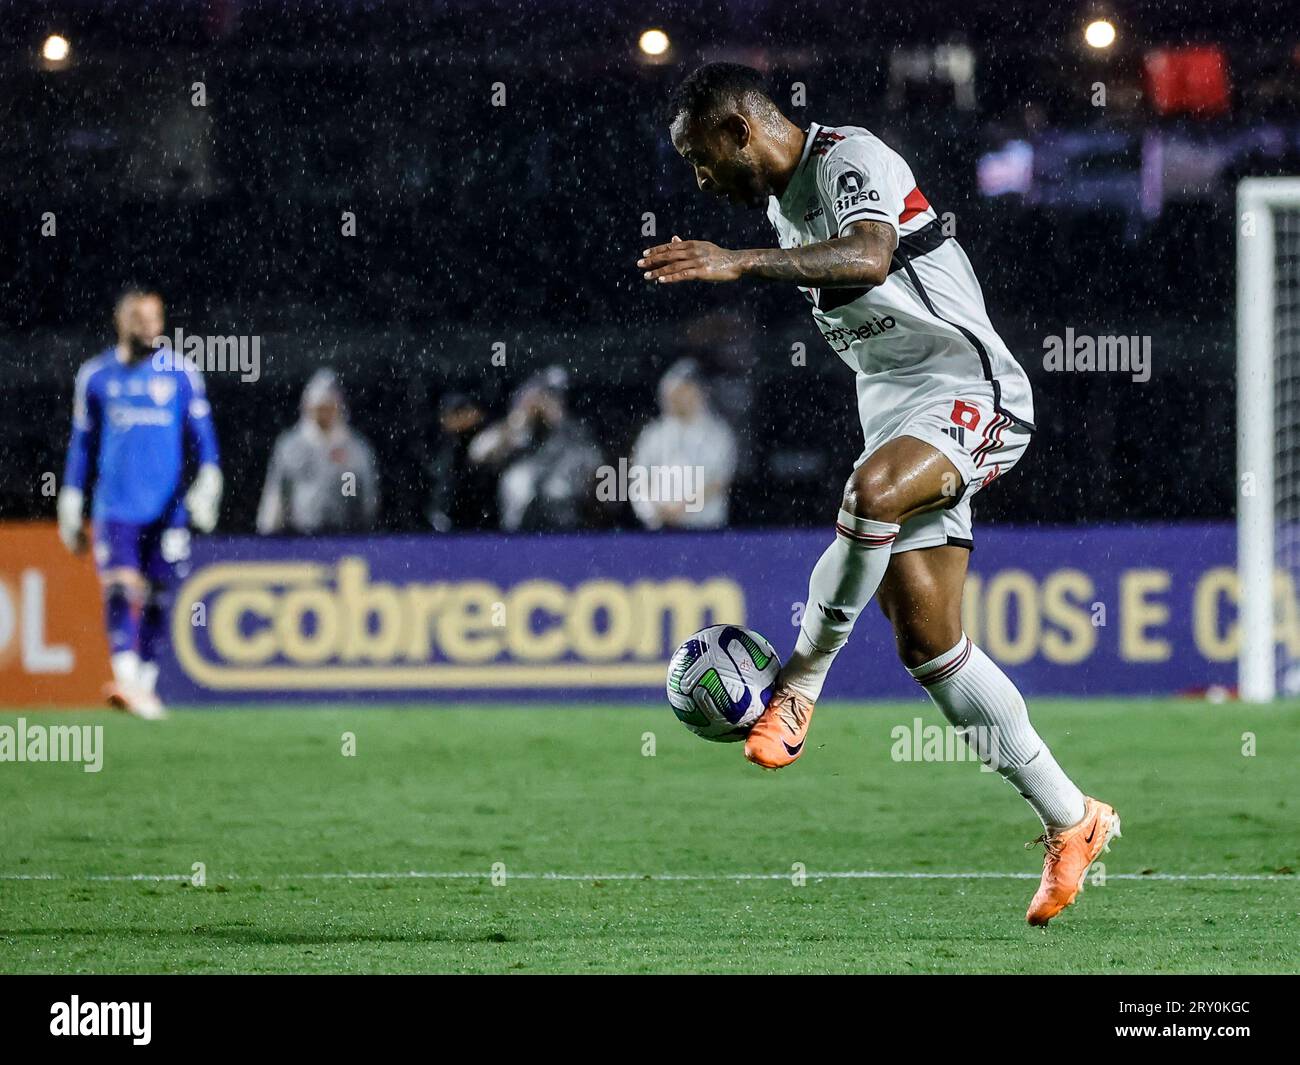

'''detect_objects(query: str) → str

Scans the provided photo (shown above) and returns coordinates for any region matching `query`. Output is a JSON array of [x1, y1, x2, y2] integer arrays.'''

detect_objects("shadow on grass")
[[0, 925, 518, 946]]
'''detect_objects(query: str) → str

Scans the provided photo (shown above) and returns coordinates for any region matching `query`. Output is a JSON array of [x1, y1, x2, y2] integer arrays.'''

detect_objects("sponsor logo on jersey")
[[833, 168, 881, 214], [836, 170, 866, 195], [816, 315, 898, 352], [106, 403, 176, 429]]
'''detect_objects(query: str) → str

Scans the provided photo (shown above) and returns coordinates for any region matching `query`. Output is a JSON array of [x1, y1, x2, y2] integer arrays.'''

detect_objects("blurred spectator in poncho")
[[630, 359, 736, 529], [468, 366, 603, 531], [256, 369, 380, 534]]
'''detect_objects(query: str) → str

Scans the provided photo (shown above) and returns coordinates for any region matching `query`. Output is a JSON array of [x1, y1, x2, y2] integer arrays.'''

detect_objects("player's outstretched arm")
[[638, 221, 896, 288]]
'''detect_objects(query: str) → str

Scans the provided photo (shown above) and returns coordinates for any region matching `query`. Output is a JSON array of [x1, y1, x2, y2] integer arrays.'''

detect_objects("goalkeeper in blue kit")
[[58, 290, 222, 718]]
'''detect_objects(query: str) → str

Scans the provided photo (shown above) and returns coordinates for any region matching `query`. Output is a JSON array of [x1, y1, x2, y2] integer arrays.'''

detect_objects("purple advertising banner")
[[158, 523, 1246, 704]]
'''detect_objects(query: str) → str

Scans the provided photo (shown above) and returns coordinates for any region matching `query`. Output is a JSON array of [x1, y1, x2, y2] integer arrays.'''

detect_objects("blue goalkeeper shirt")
[[63, 347, 221, 525]]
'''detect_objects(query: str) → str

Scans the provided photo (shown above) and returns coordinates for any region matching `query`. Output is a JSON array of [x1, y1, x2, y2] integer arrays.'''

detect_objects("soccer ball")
[[666, 625, 782, 742]]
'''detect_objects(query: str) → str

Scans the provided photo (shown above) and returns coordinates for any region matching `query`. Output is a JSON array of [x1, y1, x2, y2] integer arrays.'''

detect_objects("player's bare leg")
[[745, 437, 959, 769], [100, 567, 144, 709], [877, 546, 1118, 924], [100, 567, 166, 720]]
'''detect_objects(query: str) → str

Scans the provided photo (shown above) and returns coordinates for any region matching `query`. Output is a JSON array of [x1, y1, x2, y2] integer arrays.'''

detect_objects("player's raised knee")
[[842, 462, 905, 524], [893, 621, 963, 670]]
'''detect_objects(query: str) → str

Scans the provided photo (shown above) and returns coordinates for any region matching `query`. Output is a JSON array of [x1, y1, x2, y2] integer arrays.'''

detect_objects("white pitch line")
[[0, 870, 1293, 883]]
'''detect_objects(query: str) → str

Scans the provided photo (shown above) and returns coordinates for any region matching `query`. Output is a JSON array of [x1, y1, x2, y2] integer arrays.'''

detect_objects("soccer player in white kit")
[[638, 63, 1118, 925]]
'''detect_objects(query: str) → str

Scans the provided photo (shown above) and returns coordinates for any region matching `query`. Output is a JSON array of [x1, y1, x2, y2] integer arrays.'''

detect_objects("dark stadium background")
[[2, 0, 1300, 988], [0, 0, 1294, 531]]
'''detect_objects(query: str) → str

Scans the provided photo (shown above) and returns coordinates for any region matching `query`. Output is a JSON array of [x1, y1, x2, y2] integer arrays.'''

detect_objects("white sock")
[[137, 661, 159, 695], [781, 509, 899, 701], [908, 636, 1086, 831], [111, 650, 141, 690]]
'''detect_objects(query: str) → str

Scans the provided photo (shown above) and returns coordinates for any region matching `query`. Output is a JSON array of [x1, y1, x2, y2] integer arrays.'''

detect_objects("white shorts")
[[854, 393, 1031, 554]]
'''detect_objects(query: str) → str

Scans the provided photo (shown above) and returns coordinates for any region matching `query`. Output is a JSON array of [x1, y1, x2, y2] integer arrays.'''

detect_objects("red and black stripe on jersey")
[[809, 128, 846, 156]]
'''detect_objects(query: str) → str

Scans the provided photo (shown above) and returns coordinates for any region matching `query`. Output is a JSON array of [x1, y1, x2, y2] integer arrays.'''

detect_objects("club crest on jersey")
[[147, 376, 176, 406]]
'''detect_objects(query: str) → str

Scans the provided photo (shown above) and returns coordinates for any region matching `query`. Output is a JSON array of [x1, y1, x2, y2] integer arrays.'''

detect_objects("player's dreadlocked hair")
[[665, 62, 774, 127]]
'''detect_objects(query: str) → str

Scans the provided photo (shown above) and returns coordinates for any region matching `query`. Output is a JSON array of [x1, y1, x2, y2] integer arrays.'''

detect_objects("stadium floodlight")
[[42, 34, 71, 62], [638, 29, 670, 57], [1237, 177, 1300, 701], [1083, 20, 1116, 49]]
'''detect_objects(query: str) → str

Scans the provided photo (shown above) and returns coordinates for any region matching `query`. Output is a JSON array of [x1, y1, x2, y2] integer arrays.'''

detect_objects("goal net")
[[1237, 177, 1300, 701]]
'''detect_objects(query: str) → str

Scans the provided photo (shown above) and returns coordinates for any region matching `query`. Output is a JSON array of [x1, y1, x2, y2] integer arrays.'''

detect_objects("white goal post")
[[1237, 177, 1300, 701]]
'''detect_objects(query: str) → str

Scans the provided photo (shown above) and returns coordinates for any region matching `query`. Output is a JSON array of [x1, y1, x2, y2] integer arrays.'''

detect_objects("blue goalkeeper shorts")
[[92, 518, 192, 588]]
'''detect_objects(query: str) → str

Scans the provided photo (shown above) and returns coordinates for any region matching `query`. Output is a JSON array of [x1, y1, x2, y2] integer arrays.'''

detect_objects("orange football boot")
[[1025, 796, 1121, 926], [104, 681, 130, 713], [104, 682, 168, 721], [744, 687, 816, 769]]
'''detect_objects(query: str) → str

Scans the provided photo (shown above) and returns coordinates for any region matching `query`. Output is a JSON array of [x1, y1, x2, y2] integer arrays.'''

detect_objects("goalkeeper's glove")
[[56, 486, 87, 553], [185, 464, 223, 534]]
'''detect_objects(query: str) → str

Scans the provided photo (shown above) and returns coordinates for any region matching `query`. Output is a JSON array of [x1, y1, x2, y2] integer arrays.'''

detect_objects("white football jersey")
[[766, 122, 1034, 447]]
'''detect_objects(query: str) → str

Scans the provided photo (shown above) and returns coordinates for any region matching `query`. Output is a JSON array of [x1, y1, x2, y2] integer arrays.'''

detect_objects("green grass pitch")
[[1, 699, 1297, 974]]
